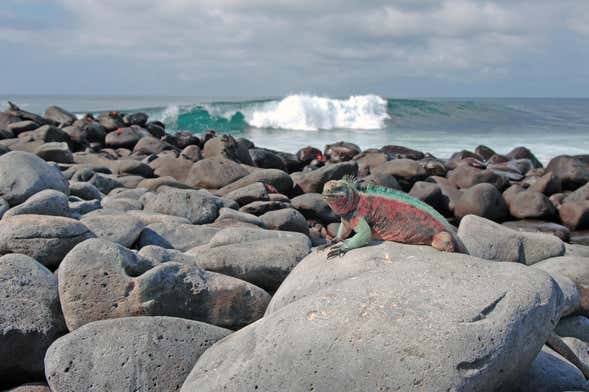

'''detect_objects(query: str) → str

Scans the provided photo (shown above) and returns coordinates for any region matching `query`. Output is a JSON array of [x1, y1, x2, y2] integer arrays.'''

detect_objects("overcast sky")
[[1, 0, 588, 97]]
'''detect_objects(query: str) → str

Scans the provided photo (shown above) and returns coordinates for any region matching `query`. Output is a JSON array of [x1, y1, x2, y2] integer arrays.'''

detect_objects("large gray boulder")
[[68, 181, 103, 200], [564, 182, 589, 204], [97, 112, 125, 132], [45, 317, 230, 392], [249, 148, 287, 170], [216, 169, 294, 196], [0, 215, 95, 269], [290, 193, 339, 223], [88, 172, 124, 194], [126, 210, 191, 226], [546, 155, 589, 190], [562, 337, 589, 370], [112, 159, 153, 178], [215, 207, 264, 228], [505, 147, 542, 168], [566, 243, 589, 258], [371, 158, 427, 188], [408, 181, 447, 213], [3, 189, 70, 218], [0, 151, 69, 205], [137, 222, 220, 251], [43, 105, 77, 126], [69, 199, 101, 217], [124, 112, 149, 127], [182, 241, 560, 392], [133, 136, 174, 155], [188, 227, 311, 292], [502, 220, 570, 242], [448, 164, 508, 190], [454, 183, 508, 221], [536, 270, 580, 318], [34, 142, 73, 163], [291, 161, 358, 193], [105, 186, 149, 201], [100, 196, 143, 211], [185, 158, 249, 189], [457, 215, 565, 264], [515, 346, 588, 392], [259, 208, 309, 235], [507, 189, 556, 220], [533, 256, 589, 316], [361, 172, 402, 190], [58, 239, 270, 330], [149, 155, 193, 183], [5, 383, 51, 392], [202, 135, 252, 164], [104, 126, 147, 149], [555, 316, 589, 343], [240, 200, 290, 216], [0, 254, 66, 389], [81, 213, 145, 247], [142, 186, 225, 224], [560, 200, 589, 230], [223, 182, 269, 206], [355, 150, 388, 176], [6, 120, 37, 135], [29, 125, 70, 144]]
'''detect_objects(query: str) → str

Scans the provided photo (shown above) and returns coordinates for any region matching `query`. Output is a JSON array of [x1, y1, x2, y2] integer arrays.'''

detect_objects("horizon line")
[[2, 94, 589, 100]]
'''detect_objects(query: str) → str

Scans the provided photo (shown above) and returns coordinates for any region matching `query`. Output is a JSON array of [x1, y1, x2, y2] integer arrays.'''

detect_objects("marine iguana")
[[321, 176, 467, 258]]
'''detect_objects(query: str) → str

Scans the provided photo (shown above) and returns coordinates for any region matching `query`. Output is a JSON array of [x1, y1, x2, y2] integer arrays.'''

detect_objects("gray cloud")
[[1, 0, 588, 96]]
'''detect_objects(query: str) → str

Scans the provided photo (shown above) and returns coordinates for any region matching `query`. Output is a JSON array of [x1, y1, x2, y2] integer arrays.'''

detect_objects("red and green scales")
[[321, 176, 467, 258]]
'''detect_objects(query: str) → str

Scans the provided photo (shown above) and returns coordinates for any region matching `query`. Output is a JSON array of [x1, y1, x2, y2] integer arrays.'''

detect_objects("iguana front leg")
[[316, 220, 352, 250], [327, 218, 371, 259]]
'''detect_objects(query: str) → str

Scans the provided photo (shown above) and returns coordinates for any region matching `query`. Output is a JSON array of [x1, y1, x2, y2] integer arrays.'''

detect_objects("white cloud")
[[2, 0, 588, 94]]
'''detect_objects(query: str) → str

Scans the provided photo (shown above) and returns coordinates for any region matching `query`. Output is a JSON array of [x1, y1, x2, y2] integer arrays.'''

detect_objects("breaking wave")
[[151, 94, 390, 132], [245, 94, 389, 130]]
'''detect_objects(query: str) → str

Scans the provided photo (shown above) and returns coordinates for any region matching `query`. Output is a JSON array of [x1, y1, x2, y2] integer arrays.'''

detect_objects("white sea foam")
[[244, 94, 390, 131], [158, 104, 180, 127]]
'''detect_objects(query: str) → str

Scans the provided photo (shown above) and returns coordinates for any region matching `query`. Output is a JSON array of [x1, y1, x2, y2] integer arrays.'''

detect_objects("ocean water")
[[2, 95, 588, 164]]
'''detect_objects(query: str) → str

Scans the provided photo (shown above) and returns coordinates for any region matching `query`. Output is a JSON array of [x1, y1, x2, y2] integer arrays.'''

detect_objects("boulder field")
[[0, 104, 588, 391]]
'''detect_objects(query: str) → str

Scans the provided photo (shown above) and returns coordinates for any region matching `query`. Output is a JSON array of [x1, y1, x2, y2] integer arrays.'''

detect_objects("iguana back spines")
[[359, 184, 457, 234]]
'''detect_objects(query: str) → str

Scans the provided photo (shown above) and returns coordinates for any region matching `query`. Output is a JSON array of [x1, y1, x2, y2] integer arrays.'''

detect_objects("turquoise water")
[[2, 95, 588, 164]]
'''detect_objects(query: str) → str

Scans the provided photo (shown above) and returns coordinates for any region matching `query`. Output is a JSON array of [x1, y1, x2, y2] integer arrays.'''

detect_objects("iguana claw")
[[327, 243, 348, 260]]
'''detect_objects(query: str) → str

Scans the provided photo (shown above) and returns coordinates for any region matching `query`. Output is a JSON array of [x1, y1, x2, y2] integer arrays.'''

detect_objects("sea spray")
[[245, 94, 390, 130], [159, 105, 180, 127]]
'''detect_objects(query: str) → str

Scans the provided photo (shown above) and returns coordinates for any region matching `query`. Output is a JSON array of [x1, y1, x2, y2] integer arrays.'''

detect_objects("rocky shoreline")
[[1, 103, 589, 391]]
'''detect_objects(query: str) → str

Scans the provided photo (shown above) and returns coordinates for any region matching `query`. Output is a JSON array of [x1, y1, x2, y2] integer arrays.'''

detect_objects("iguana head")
[[322, 176, 359, 215]]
